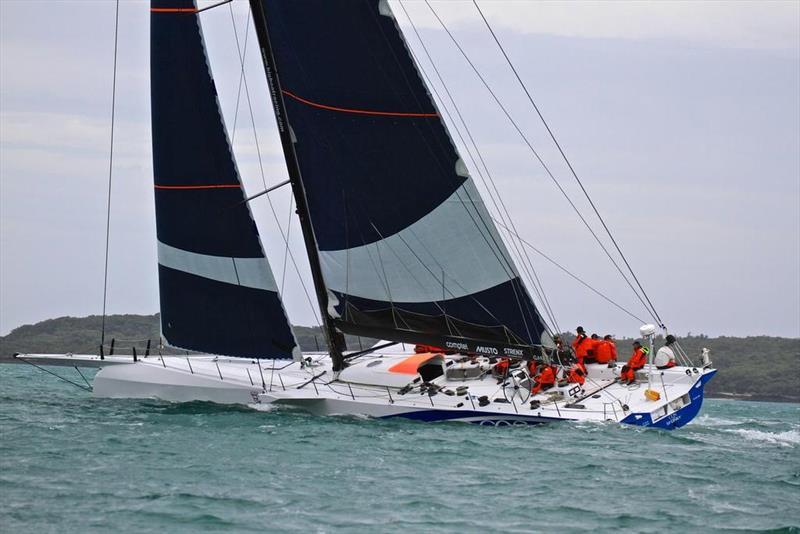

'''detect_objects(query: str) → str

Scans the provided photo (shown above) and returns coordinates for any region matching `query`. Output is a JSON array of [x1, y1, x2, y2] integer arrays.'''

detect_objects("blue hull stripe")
[[382, 409, 569, 425]]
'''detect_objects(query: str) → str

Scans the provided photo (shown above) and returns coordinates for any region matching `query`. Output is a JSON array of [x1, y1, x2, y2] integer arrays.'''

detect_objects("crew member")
[[575, 358, 587, 375], [531, 364, 556, 395], [572, 326, 590, 366], [595, 334, 617, 364], [567, 364, 586, 385], [494, 357, 510, 376], [654, 335, 678, 369], [584, 333, 601, 364], [619, 341, 648, 385]]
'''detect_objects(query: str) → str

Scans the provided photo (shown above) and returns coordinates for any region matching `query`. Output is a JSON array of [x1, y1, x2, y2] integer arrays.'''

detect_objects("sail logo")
[[475, 346, 499, 355], [503, 347, 524, 357], [446, 341, 469, 351]]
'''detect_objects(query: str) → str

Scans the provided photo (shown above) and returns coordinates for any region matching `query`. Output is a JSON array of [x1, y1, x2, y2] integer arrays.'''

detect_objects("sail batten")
[[150, 0, 297, 359]]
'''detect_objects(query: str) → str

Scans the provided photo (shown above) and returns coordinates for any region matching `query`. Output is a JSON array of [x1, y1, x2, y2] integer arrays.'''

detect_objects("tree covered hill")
[[1, 314, 797, 402], [0, 314, 377, 358]]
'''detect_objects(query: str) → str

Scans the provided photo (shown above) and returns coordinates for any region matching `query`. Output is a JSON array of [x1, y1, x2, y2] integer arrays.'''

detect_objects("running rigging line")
[[490, 216, 647, 324], [422, 1, 660, 327], [472, 0, 665, 327], [100, 0, 120, 351]]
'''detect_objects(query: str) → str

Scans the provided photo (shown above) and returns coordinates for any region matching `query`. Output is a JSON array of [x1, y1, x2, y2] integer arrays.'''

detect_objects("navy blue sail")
[[250, 0, 551, 357], [150, 0, 297, 359]]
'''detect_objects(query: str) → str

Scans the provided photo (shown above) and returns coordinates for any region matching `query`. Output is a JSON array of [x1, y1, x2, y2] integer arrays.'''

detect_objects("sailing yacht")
[[10, 0, 716, 429]]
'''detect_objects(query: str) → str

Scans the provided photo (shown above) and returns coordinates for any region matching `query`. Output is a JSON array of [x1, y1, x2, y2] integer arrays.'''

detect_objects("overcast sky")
[[1, 0, 798, 339]]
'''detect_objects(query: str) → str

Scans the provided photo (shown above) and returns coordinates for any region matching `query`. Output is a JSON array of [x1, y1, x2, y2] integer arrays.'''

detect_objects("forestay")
[[253, 0, 552, 357], [150, 0, 298, 359]]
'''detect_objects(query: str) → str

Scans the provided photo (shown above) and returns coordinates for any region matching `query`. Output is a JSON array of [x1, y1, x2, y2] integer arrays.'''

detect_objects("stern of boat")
[[621, 368, 717, 430]]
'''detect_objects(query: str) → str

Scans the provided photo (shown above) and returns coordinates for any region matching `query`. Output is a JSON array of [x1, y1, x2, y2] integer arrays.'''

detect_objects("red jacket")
[[536, 366, 556, 386], [585, 338, 601, 360], [567, 366, 585, 385], [572, 335, 590, 359], [494, 358, 510, 375], [531, 366, 556, 394], [595, 341, 617, 363], [627, 348, 647, 370]]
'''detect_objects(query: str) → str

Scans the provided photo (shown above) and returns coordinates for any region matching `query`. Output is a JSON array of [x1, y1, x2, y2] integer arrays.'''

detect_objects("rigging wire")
[[399, 1, 557, 333], [472, 0, 664, 327], [370, 5, 549, 342], [280, 196, 294, 294], [343, 4, 546, 344], [422, 1, 660, 327], [228, 4, 251, 143], [490, 216, 647, 324], [227, 3, 320, 326], [397, 1, 560, 334], [100, 0, 120, 350], [388, 7, 643, 332]]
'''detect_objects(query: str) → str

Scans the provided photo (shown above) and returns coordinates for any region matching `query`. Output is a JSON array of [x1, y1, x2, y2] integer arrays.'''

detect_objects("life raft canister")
[[645, 389, 661, 401]]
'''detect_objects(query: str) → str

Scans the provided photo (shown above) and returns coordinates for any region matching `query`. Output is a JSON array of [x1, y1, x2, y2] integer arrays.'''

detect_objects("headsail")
[[250, 0, 551, 360], [151, 0, 297, 359]]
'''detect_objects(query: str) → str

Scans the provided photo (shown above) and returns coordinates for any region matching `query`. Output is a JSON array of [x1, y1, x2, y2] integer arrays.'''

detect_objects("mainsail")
[[150, 0, 297, 359], [249, 0, 551, 363]]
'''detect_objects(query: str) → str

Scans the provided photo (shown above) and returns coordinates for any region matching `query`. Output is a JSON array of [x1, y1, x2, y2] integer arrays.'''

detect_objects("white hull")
[[10, 348, 716, 429]]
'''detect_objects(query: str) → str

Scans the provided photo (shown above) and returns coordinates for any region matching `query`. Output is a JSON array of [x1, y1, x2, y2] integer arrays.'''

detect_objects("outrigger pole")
[[248, 0, 347, 371]]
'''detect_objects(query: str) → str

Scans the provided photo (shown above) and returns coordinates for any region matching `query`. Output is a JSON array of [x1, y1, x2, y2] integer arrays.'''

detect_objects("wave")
[[723, 428, 800, 447], [246, 402, 276, 413], [693, 414, 798, 432], [693, 414, 742, 427]]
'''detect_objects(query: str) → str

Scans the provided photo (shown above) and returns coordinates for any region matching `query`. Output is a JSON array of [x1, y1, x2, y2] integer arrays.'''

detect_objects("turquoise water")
[[1, 365, 798, 533]]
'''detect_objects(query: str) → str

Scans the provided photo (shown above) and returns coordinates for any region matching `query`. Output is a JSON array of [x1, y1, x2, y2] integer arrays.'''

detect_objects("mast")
[[248, 0, 346, 371]]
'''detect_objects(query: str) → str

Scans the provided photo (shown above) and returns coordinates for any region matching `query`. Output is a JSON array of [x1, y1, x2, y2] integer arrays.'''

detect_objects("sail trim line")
[[281, 89, 439, 118], [151, 8, 198, 13], [154, 184, 241, 190]]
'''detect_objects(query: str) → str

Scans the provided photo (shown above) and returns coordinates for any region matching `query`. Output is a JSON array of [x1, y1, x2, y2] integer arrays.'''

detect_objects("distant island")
[[1, 314, 797, 403]]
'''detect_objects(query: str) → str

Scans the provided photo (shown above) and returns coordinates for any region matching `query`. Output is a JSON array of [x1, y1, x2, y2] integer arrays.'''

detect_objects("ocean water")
[[1, 365, 798, 533]]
